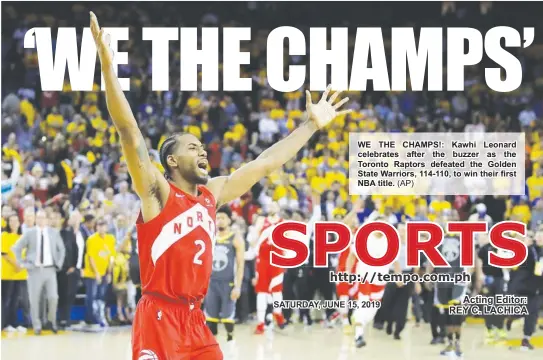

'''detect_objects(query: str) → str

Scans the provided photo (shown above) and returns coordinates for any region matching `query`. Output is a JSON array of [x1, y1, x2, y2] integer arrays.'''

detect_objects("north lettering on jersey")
[[152, 202, 216, 264], [172, 210, 214, 236], [270, 221, 527, 269]]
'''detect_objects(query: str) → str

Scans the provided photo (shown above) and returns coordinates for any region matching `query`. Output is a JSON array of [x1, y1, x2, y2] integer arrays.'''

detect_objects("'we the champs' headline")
[[269, 221, 528, 269], [26, 26, 535, 93]]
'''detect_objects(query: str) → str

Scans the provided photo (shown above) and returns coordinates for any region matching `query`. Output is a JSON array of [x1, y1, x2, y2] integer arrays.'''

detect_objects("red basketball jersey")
[[136, 183, 216, 302], [337, 248, 353, 272], [257, 217, 284, 264]]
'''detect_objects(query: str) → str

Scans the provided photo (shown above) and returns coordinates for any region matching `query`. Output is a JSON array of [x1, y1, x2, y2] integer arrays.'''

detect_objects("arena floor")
[[2, 319, 542, 360]]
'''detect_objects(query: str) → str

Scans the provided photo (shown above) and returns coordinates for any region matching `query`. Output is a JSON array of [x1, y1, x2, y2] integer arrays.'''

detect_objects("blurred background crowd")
[[1, 0, 543, 344]]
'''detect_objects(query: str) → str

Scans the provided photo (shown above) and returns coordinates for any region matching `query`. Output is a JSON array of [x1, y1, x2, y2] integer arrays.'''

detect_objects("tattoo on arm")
[[129, 134, 163, 205]]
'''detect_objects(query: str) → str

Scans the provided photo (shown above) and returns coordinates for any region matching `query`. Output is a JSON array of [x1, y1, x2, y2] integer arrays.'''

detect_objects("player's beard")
[[179, 167, 208, 185], [194, 172, 209, 185]]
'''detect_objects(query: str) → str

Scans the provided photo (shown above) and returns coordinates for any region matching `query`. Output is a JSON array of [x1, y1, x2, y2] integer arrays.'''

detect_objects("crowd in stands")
[[2, 1, 543, 335]]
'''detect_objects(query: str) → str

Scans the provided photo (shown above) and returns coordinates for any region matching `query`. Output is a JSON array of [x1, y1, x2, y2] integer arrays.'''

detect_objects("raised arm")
[[208, 86, 351, 207], [90, 12, 168, 219]]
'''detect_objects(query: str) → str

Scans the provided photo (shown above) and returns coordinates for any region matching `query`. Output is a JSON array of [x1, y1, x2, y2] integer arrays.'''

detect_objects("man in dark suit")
[[57, 211, 84, 329], [12, 210, 66, 335]]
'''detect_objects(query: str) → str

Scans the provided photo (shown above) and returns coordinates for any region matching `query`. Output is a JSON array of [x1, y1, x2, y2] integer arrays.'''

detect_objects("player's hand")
[[395, 281, 404, 288], [251, 278, 257, 286], [306, 85, 352, 129], [90, 11, 114, 68], [414, 282, 421, 295], [231, 287, 241, 301]]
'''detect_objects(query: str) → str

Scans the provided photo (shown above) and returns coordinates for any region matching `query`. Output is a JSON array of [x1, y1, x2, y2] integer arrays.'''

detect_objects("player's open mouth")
[[197, 160, 208, 176]]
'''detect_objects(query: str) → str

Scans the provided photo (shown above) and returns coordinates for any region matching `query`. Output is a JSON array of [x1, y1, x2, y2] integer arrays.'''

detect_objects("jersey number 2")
[[193, 240, 205, 265]]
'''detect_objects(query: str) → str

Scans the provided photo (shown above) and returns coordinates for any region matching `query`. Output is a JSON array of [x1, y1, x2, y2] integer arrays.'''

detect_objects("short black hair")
[[84, 214, 95, 223], [217, 205, 232, 219], [159, 134, 180, 179], [159, 133, 193, 179]]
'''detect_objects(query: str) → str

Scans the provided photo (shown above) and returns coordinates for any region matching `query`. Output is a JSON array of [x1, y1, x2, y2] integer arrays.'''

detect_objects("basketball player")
[[346, 217, 392, 348], [251, 202, 288, 334], [90, 12, 351, 360], [334, 200, 363, 333], [204, 206, 245, 342], [428, 232, 474, 358]]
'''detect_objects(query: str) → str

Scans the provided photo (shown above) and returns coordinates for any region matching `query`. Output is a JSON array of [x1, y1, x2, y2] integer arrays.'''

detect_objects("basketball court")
[[2, 319, 542, 360]]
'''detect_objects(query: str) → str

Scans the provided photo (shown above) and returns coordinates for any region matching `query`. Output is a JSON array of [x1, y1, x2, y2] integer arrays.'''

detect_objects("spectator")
[[57, 211, 83, 329], [12, 210, 65, 335], [1, 214, 29, 332], [468, 203, 493, 226], [113, 181, 138, 215], [111, 239, 131, 325], [510, 196, 531, 225], [109, 213, 129, 250], [518, 104, 537, 129], [530, 199, 543, 231], [80, 214, 95, 240], [82, 218, 115, 329]]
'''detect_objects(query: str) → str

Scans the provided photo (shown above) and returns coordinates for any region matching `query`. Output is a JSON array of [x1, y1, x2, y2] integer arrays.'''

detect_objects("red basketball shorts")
[[132, 294, 223, 360], [254, 260, 284, 293], [336, 281, 358, 298]]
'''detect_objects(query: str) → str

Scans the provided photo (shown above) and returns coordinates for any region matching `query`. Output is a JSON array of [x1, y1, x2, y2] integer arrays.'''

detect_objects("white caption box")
[[349, 132, 525, 196]]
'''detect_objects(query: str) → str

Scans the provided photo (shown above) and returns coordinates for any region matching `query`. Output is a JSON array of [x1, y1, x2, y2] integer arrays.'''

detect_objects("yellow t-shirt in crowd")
[[310, 175, 327, 194], [511, 204, 531, 224], [429, 200, 451, 214], [1, 232, 27, 281], [82, 233, 116, 278]]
